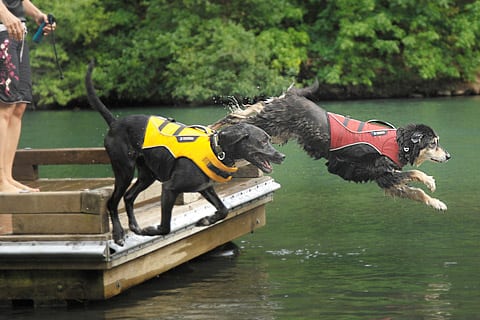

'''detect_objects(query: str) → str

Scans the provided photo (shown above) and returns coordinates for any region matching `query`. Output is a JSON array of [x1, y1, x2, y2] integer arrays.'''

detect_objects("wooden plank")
[[233, 161, 261, 178], [11, 213, 106, 234], [12, 164, 38, 181], [0, 233, 110, 243], [115, 176, 272, 231], [0, 176, 272, 237], [96, 180, 162, 212], [109, 195, 272, 268], [103, 205, 266, 299], [14, 148, 110, 166], [81, 188, 110, 215], [12, 148, 258, 181], [0, 214, 12, 235], [0, 206, 267, 301], [0, 192, 81, 214], [13, 148, 110, 181], [0, 269, 104, 301]]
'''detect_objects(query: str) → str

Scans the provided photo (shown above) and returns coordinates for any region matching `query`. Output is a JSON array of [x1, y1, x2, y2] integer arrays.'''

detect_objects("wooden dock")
[[0, 148, 280, 302]]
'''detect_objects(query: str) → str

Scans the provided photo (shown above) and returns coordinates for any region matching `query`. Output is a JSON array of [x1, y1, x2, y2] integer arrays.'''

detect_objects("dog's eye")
[[429, 141, 437, 148]]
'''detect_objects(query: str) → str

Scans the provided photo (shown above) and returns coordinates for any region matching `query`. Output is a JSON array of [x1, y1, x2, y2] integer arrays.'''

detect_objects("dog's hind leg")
[[386, 184, 447, 211], [196, 186, 229, 226], [108, 154, 137, 246], [108, 177, 133, 246], [124, 163, 156, 235]]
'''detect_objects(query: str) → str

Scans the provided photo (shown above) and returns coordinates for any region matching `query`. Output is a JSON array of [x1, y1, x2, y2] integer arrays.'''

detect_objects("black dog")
[[86, 62, 284, 245], [212, 80, 451, 211]]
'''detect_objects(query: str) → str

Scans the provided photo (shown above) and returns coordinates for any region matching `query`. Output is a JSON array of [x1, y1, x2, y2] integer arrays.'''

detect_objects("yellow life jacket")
[[142, 116, 238, 182]]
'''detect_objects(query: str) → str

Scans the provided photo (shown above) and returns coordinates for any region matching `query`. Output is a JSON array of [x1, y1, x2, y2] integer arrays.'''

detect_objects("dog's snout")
[[445, 151, 451, 161], [276, 152, 286, 163]]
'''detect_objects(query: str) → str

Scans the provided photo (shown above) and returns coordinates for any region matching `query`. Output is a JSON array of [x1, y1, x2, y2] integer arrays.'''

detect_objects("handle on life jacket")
[[187, 125, 211, 134], [366, 119, 396, 129]]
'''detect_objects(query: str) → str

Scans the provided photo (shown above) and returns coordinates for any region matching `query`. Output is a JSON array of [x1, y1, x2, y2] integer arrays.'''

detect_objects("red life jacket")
[[328, 113, 402, 167]]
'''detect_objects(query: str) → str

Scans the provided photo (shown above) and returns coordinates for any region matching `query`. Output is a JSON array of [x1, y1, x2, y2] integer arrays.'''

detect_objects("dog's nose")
[[446, 152, 451, 161], [279, 153, 286, 162]]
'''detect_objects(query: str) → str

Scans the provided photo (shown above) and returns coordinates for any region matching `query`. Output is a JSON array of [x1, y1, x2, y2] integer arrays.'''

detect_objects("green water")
[[4, 97, 480, 319]]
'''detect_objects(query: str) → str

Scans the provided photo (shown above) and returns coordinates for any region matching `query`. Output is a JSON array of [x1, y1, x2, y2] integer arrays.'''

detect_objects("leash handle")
[[32, 14, 64, 79], [32, 21, 46, 43], [33, 14, 55, 43]]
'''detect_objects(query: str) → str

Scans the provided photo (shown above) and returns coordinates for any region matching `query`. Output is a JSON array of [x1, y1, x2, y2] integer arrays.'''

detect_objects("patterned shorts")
[[0, 30, 32, 104]]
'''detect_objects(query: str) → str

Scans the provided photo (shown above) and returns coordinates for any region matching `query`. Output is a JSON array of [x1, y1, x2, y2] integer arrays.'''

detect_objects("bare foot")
[[9, 179, 39, 192], [0, 182, 21, 193]]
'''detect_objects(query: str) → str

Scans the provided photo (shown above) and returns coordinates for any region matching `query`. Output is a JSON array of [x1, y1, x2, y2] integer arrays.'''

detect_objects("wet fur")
[[212, 80, 451, 211], [86, 62, 284, 245]]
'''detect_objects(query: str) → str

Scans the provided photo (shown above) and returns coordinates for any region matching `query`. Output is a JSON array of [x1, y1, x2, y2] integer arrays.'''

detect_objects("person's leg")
[[0, 102, 20, 193], [5, 102, 38, 191]]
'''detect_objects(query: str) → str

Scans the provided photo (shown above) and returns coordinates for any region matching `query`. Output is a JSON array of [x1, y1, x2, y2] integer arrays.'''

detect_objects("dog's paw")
[[141, 225, 170, 236], [112, 228, 126, 246], [113, 233, 125, 246], [141, 226, 158, 236], [428, 198, 447, 211], [129, 223, 142, 235], [424, 175, 436, 192], [196, 217, 212, 227]]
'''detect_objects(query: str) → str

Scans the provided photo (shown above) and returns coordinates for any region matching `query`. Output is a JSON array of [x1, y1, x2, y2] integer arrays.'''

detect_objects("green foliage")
[[28, 0, 111, 106], [30, 0, 307, 106], [26, 0, 480, 107], [308, 0, 480, 88]]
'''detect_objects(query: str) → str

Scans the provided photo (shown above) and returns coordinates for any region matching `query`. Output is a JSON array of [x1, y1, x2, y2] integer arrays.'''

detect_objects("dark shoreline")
[[31, 79, 480, 111]]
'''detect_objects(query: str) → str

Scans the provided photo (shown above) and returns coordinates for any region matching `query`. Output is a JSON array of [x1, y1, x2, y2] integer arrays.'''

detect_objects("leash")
[[33, 14, 64, 80]]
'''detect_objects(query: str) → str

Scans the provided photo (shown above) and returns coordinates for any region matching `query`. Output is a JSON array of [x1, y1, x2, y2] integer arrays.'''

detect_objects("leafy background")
[[28, 0, 480, 107]]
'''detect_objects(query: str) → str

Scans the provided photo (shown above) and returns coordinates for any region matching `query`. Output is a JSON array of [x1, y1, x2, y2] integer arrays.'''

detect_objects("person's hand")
[[35, 13, 56, 36], [2, 10, 25, 41]]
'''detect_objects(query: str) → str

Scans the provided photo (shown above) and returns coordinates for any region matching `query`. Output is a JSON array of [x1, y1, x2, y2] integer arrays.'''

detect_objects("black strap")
[[357, 121, 365, 132], [158, 119, 169, 131], [207, 163, 231, 179], [173, 124, 186, 135], [47, 14, 64, 79]]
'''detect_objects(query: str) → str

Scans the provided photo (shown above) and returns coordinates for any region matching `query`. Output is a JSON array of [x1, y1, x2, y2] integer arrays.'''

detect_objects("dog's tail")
[[85, 60, 116, 126], [209, 79, 319, 130], [286, 78, 319, 99]]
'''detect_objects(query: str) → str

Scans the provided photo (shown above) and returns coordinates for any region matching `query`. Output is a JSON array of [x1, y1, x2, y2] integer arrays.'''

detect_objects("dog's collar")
[[211, 132, 223, 159], [211, 132, 228, 162]]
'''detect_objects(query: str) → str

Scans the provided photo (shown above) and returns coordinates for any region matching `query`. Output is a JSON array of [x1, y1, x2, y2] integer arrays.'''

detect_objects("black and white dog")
[[86, 62, 284, 245], [212, 80, 451, 210]]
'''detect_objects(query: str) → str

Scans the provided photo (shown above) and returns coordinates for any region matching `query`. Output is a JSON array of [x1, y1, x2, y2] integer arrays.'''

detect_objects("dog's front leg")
[[386, 185, 447, 211], [403, 169, 436, 192], [124, 172, 156, 235], [196, 186, 229, 226], [141, 188, 178, 236]]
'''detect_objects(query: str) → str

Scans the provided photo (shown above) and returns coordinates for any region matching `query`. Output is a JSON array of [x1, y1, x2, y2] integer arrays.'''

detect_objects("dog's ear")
[[398, 125, 431, 165], [218, 126, 249, 146], [397, 125, 420, 165], [411, 132, 423, 144]]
